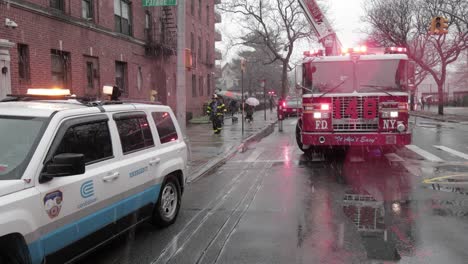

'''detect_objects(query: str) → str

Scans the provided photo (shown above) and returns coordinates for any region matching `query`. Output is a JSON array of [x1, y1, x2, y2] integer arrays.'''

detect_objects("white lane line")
[[434, 145, 468, 160], [245, 148, 263, 162], [230, 160, 286, 163], [385, 153, 421, 176], [290, 120, 297, 125], [406, 145, 444, 162]]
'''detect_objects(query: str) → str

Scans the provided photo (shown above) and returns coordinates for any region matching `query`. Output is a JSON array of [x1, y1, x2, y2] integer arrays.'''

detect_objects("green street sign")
[[143, 0, 177, 7]]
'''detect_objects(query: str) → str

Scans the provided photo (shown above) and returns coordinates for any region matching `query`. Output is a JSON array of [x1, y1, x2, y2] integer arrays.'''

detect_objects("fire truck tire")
[[295, 121, 306, 152]]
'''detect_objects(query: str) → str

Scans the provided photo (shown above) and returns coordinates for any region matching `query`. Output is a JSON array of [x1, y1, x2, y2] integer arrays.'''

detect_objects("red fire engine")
[[292, 0, 413, 154]]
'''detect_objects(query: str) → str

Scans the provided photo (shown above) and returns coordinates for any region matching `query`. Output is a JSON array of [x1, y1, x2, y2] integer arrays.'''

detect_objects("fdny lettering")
[[315, 120, 328, 129], [383, 120, 397, 129]]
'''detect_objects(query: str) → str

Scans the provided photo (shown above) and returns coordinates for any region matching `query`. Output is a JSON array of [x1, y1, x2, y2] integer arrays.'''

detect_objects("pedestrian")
[[421, 97, 425, 110], [269, 96, 275, 112], [245, 103, 254, 123], [206, 94, 227, 134], [229, 99, 238, 117]]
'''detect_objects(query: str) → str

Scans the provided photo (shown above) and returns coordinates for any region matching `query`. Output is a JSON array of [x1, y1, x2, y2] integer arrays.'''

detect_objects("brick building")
[[0, 0, 221, 116]]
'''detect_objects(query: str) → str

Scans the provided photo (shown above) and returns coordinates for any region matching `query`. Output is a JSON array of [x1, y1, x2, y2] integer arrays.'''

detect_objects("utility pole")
[[176, 0, 186, 134], [241, 58, 246, 135]]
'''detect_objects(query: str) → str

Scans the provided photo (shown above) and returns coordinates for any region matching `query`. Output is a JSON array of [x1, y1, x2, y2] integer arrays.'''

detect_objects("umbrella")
[[245, 97, 260, 106], [216, 91, 242, 100]]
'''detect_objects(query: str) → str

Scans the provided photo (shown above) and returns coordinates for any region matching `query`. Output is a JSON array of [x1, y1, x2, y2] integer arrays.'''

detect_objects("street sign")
[[143, 0, 177, 7]]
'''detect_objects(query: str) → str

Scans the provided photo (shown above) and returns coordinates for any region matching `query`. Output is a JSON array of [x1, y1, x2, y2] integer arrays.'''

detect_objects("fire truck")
[[293, 0, 413, 154]]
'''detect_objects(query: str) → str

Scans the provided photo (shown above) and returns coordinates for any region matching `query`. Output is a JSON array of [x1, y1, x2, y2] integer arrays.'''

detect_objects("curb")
[[187, 120, 277, 183], [410, 112, 463, 123]]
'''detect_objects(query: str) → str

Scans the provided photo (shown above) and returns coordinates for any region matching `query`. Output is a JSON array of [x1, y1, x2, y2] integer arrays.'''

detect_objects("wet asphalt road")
[[81, 116, 468, 264]]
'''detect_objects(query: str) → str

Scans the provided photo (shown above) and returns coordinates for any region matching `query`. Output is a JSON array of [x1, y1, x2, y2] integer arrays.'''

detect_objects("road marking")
[[230, 160, 285, 163], [406, 145, 444, 162], [290, 120, 297, 125], [245, 148, 263, 162], [385, 153, 405, 162], [434, 145, 468, 160]]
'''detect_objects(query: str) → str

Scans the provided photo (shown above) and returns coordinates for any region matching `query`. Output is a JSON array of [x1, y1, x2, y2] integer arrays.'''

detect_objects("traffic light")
[[430, 16, 449, 35]]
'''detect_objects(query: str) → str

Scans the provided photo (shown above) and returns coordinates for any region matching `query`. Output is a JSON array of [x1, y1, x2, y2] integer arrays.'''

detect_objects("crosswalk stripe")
[[433, 145, 468, 160], [405, 145, 444, 162], [245, 148, 264, 162], [290, 120, 297, 125]]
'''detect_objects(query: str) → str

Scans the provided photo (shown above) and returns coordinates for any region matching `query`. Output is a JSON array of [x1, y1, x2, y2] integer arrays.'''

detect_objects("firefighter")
[[207, 94, 227, 134]]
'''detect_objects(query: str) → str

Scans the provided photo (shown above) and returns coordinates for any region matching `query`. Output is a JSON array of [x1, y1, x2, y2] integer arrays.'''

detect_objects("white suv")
[[0, 93, 188, 264]]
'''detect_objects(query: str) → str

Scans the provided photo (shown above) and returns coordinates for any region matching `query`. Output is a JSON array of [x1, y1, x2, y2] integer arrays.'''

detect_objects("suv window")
[[115, 114, 154, 154], [54, 121, 113, 164], [152, 112, 178, 144]]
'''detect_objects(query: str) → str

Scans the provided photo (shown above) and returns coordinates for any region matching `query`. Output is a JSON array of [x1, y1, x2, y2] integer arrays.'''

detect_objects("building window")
[[191, 0, 194, 15], [50, 0, 64, 11], [206, 5, 210, 25], [198, 36, 202, 63], [82, 0, 93, 19], [137, 66, 143, 91], [51, 50, 71, 89], [198, 0, 202, 19], [199, 76, 204, 96], [206, 40, 209, 63], [115, 61, 127, 93], [86, 62, 94, 89], [207, 74, 211, 96], [114, 0, 132, 35], [192, 74, 197, 97], [17, 44, 30, 81], [190, 32, 195, 52]]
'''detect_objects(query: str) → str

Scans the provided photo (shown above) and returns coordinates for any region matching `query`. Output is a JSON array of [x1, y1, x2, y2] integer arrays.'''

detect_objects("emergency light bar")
[[303, 49, 324, 57], [385, 47, 407, 54], [341, 46, 367, 55], [27, 88, 71, 96]]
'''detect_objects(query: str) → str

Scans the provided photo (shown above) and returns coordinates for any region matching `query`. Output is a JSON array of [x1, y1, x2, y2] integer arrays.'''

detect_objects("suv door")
[[112, 112, 159, 232], [35, 115, 119, 261]]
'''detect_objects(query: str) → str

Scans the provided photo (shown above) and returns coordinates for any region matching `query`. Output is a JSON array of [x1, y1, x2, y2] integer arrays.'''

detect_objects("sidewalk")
[[410, 107, 468, 123], [185, 110, 278, 182]]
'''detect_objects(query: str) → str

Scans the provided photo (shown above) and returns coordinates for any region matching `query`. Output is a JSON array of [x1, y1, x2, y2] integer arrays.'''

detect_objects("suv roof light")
[[27, 88, 71, 96]]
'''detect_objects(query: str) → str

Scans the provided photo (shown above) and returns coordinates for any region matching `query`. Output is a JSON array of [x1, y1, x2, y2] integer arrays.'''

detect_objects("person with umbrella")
[[207, 94, 227, 134], [244, 97, 260, 123]]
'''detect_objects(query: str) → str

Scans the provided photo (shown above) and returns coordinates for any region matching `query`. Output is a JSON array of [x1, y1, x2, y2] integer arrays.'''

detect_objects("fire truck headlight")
[[320, 104, 330, 111], [313, 112, 322, 119], [397, 123, 406, 132], [390, 111, 399, 118]]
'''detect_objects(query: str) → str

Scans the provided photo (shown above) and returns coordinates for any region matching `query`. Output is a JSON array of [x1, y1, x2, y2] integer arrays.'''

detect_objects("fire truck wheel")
[[295, 121, 305, 152]]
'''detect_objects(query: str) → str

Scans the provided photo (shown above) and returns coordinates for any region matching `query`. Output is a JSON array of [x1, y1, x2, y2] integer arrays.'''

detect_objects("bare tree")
[[363, 0, 468, 115], [220, 0, 313, 98]]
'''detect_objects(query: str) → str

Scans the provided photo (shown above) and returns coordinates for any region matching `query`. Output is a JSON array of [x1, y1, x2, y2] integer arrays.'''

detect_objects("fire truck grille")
[[333, 123, 379, 131], [332, 96, 380, 131]]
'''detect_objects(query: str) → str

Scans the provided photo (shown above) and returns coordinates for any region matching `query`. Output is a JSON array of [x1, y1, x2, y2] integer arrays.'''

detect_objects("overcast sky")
[[216, 0, 367, 63]]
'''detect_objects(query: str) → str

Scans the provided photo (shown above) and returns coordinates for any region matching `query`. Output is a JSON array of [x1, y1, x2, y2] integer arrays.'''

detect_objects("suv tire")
[[0, 235, 31, 264], [152, 175, 181, 228]]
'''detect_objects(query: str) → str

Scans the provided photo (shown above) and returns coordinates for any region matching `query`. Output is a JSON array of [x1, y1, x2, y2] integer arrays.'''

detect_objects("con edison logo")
[[80, 180, 94, 198]]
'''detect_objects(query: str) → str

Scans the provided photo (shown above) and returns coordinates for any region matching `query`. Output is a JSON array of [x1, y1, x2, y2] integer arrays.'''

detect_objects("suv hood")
[[0, 180, 25, 197]]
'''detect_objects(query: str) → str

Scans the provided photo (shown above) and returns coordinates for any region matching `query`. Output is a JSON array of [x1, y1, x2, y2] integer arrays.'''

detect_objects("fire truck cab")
[[296, 48, 412, 154]]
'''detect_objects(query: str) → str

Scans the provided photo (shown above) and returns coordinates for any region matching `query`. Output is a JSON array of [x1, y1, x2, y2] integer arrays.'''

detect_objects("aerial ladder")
[[297, 0, 342, 56]]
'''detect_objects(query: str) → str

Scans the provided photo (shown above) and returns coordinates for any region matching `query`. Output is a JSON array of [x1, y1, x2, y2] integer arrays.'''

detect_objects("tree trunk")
[[437, 82, 444, 115], [281, 62, 289, 98]]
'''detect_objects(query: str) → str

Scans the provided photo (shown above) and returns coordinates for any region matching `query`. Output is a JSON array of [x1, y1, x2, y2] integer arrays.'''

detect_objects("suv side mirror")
[[42, 154, 85, 182]]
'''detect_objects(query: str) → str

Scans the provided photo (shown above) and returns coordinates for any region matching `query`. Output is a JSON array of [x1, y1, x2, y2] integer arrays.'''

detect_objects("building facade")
[[0, 0, 220, 117]]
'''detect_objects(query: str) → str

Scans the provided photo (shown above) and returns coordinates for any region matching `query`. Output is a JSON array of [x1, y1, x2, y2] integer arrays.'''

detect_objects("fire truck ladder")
[[297, 0, 342, 56]]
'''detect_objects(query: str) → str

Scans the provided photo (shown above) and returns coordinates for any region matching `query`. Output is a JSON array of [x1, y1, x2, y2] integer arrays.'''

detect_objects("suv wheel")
[[0, 235, 31, 264], [152, 176, 181, 228]]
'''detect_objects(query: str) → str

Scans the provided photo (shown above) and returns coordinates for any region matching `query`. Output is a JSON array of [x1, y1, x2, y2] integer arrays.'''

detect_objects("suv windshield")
[[0, 116, 47, 180], [311, 59, 407, 93]]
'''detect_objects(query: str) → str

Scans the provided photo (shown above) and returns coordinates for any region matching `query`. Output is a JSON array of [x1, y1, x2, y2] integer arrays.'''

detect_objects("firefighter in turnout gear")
[[207, 94, 227, 134]]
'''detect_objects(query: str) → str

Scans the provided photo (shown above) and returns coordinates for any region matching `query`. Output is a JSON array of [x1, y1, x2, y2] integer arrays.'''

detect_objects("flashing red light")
[[282, 101, 286, 107]]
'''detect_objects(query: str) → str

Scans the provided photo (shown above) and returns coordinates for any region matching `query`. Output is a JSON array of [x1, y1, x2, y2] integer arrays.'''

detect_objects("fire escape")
[[145, 6, 177, 57]]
